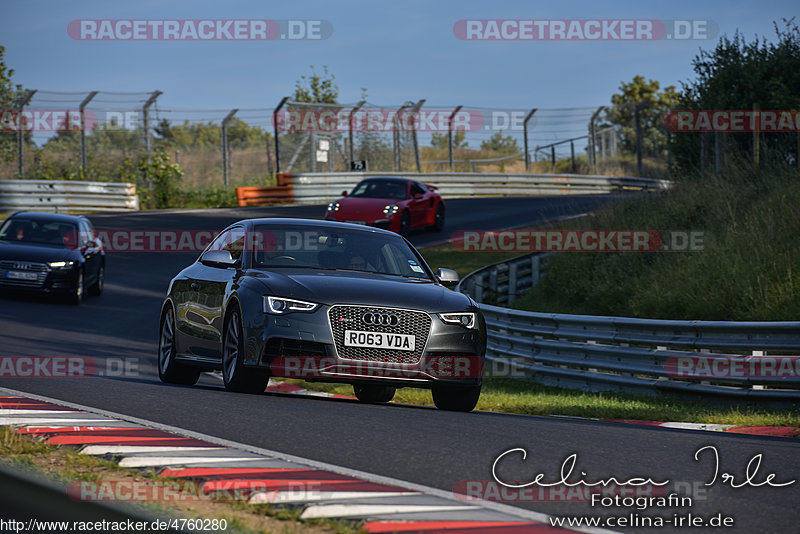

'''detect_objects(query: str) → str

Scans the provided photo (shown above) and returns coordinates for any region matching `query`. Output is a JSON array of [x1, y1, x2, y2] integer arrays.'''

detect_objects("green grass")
[[283, 376, 800, 428], [512, 163, 800, 320]]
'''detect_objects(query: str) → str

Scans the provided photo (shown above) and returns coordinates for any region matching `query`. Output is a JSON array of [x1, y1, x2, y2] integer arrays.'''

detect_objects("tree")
[[430, 130, 467, 149], [294, 65, 338, 104], [604, 75, 680, 157], [481, 130, 519, 154], [674, 19, 800, 170], [0, 45, 30, 162]]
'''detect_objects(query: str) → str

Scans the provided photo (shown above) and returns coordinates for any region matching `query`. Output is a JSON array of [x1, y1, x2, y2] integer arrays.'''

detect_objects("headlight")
[[438, 312, 477, 329], [48, 261, 75, 269], [327, 202, 340, 212], [264, 296, 319, 314], [383, 204, 399, 216]]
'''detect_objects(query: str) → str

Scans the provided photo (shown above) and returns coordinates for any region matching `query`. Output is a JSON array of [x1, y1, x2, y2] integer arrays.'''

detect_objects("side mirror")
[[341, 190, 348, 197], [436, 268, 459, 287], [414, 193, 424, 200], [201, 250, 238, 268]]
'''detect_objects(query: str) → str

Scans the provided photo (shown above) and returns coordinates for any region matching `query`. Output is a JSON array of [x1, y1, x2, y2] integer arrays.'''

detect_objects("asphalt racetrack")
[[1, 195, 798, 533]]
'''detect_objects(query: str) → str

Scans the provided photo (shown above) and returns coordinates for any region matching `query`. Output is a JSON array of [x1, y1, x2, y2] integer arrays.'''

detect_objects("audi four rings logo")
[[361, 312, 400, 326]]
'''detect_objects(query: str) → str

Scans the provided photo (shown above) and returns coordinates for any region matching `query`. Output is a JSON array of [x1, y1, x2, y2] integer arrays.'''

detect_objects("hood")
[[0, 241, 77, 264], [338, 197, 400, 217], [251, 269, 471, 312]]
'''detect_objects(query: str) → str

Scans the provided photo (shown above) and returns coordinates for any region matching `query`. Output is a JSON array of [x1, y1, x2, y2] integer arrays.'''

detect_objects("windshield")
[[250, 224, 432, 280], [349, 179, 408, 200], [0, 218, 79, 248]]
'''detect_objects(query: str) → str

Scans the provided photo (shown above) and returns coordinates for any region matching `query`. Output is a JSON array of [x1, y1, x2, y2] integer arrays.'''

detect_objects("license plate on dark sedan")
[[6, 270, 38, 281], [344, 330, 415, 351]]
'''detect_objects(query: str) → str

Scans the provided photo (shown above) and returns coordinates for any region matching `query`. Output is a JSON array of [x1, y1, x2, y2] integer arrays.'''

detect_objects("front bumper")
[[0, 264, 79, 294], [249, 305, 486, 388]]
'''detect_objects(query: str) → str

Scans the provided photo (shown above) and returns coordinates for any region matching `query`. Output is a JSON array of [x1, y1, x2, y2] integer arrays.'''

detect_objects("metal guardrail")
[[287, 172, 670, 204], [0, 180, 139, 212], [0, 462, 174, 529], [457, 253, 800, 401]]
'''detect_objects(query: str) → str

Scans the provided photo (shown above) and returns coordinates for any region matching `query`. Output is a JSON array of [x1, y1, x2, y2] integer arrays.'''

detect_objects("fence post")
[[550, 145, 556, 170], [714, 131, 720, 178], [221, 108, 238, 186], [411, 99, 425, 173], [15, 89, 36, 177], [79, 91, 98, 177], [589, 106, 604, 173], [753, 103, 760, 168], [273, 96, 290, 174], [348, 100, 366, 167], [142, 90, 162, 164], [523, 108, 537, 172], [448, 105, 463, 171], [570, 140, 576, 172], [635, 99, 650, 177]]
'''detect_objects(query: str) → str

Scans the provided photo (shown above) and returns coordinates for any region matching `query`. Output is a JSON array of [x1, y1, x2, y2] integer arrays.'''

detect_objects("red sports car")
[[325, 176, 445, 236]]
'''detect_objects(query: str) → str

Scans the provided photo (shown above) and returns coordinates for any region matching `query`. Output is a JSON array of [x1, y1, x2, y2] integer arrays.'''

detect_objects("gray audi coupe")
[[157, 218, 486, 411]]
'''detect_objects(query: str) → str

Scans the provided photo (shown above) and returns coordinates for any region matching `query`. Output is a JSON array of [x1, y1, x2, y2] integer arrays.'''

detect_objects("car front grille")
[[0, 261, 49, 288], [328, 305, 432, 364]]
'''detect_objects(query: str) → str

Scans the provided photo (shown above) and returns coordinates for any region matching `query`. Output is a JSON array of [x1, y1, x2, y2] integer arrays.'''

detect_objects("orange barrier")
[[236, 185, 294, 206]]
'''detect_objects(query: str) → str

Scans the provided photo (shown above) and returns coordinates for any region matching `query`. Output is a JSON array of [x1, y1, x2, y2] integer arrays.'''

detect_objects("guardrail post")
[[474, 272, 484, 302], [508, 262, 518, 305], [530, 255, 540, 286], [15, 89, 36, 177], [348, 100, 366, 168], [448, 105, 463, 171], [523, 108, 537, 172], [273, 97, 290, 174], [79, 91, 98, 177], [221, 108, 238, 187]]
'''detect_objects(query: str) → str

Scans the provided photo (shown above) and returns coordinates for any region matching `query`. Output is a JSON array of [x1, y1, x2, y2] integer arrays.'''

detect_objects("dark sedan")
[[0, 211, 105, 305], [158, 218, 486, 411]]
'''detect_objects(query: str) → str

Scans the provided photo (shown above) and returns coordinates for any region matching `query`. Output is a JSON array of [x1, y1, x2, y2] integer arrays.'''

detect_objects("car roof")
[[230, 217, 400, 238], [8, 211, 87, 224]]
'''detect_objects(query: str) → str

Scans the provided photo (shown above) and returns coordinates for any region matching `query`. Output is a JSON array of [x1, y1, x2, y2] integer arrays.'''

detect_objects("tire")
[[427, 203, 445, 232], [399, 212, 411, 237], [353, 385, 396, 404], [88, 263, 104, 296], [222, 304, 269, 393], [158, 305, 200, 385], [69, 269, 84, 305], [432, 383, 481, 412]]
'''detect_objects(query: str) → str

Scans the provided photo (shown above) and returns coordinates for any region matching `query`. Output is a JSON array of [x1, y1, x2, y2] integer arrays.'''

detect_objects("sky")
[[2, 0, 797, 150]]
